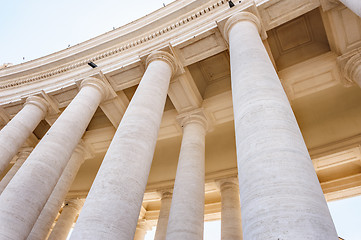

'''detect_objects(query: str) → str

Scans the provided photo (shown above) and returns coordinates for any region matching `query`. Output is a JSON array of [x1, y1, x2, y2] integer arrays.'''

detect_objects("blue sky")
[[2, 1, 361, 239]]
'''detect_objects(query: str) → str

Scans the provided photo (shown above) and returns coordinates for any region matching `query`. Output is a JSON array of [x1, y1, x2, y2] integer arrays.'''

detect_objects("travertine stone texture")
[[134, 220, 148, 240], [340, 0, 361, 18], [27, 145, 85, 240], [48, 199, 85, 240], [225, 12, 338, 240], [0, 77, 106, 240], [0, 96, 48, 174], [166, 112, 207, 240], [154, 190, 173, 240], [70, 51, 176, 240], [0, 147, 32, 194], [218, 178, 242, 240]]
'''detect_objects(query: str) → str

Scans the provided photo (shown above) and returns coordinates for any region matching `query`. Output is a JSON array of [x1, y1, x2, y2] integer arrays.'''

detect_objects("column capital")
[[73, 143, 86, 155], [17, 147, 33, 159], [215, 176, 239, 190], [73, 143, 86, 165], [80, 77, 110, 101], [224, 12, 262, 42], [25, 96, 49, 116], [176, 108, 208, 131], [337, 48, 361, 86], [146, 51, 178, 77], [156, 188, 173, 199], [19, 147, 33, 154], [136, 219, 151, 231]]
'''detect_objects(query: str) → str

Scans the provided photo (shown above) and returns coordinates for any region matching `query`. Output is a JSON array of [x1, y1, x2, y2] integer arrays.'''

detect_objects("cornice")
[[0, 0, 228, 90]]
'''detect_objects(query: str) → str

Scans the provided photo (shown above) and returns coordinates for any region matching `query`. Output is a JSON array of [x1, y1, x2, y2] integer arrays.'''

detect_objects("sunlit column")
[[71, 51, 177, 240], [224, 12, 338, 239], [154, 190, 173, 240], [134, 220, 149, 240], [27, 145, 85, 240], [0, 147, 33, 194], [0, 77, 108, 240], [0, 96, 48, 174], [47, 199, 85, 240], [166, 110, 207, 240], [217, 178, 242, 240]]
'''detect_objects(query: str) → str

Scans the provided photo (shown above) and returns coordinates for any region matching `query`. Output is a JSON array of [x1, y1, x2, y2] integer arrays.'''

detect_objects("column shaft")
[[134, 222, 148, 240], [0, 96, 47, 174], [27, 146, 85, 240], [0, 147, 32, 194], [47, 199, 84, 240], [225, 12, 338, 239], [70, 51, 176, 240], [154, 191, 172, 240], [166, 115, 206, 240], [339, 0, 361, 18], [219, 179, 242, 240], [0, 78, 106, 240]]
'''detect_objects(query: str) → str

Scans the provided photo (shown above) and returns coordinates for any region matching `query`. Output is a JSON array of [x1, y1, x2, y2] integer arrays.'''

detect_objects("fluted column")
[[154, 190, 173, 240], [71, 51, 177, 240], [134, 220, 149, 240], [0, 147, 33, 194], [166, 110, 207, 240], [339, 0, 361, 18], [27, 145, 85, 240], [0, 96, 48, 174], [224, 12, 338, 239], [0, 77, 108, 240], [218, 178, 242, 240], [47, 199, 85, 240]]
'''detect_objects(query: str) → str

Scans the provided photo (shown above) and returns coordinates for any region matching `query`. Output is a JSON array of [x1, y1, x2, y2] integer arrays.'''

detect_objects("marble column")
[[339, 0, 361, 18], [70, 51, 177, 240], [166, 110, 207, 240], [134, 220, 149, 240], [0, 147, 33, 194], [154, 190, 173, 240], [0, 77, 108, 240], [224, 12, 338, 239], [0, 96, 48, 174], [218, 178, 242, 240], [47, 199, 85, 240], [27, 145, 85, 240]]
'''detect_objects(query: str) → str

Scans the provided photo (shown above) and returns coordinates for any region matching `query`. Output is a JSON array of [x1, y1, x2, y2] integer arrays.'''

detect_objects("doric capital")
[[337, 48, 361, 86], [73, 143, 86, 164], [25, 96, 49, 116], [80, 77, 110, 101], [224, 12, 262, 41], [176, 108, 208, 132], [146, 51, 178, 77], [74, 143, 86, 155], [157, 188, 173, 199], [215, 176, 239, 190], [17, 147, 33, 159], [136, 219, 151, 231]]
